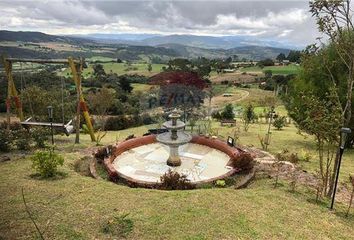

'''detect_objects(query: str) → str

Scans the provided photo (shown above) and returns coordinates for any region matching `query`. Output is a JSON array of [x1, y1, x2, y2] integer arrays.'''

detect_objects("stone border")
[[103, 135, 245, 188]]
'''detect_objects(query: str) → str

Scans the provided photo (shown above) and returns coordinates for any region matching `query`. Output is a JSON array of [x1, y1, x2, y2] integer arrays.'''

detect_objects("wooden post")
[[2, 56, 24, 125], [68, 57, 96, 142]]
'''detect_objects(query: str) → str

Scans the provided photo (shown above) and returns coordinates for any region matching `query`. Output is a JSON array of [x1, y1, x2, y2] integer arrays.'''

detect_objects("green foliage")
[[257, 58, 274, 67], [242, 104, 256, 132], [273, 116, 287, 130], [30, 127, 49, 148], [221, 104, 235, 120], [0, 129, 13, 152], [101, 213, 134, 238], [14, 129, 32, 150], [159, 169, 195, 190], [276, 53, 286, 61], [264, 70, 272, 79], [215, 180, 226, 188], [287, 50, 301, 63], [95, 130, 107, 146], [285, 89, 342, 195], [31, 148, 64, 178]]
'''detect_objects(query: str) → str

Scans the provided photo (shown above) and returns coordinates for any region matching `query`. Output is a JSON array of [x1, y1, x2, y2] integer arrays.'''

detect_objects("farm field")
[[241, 64, 300, 75], [58, 62, 166, 78]]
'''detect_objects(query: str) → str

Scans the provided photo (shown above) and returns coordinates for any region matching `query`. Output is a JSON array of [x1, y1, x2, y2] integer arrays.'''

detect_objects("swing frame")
[[1, 56, 96, 142]]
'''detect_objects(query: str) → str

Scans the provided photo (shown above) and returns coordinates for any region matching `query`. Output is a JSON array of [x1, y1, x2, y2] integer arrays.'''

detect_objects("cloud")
[[0, 0, 319, 46]]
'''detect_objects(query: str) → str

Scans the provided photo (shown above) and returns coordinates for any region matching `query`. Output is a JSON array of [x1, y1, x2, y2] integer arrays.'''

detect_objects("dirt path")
[[208, 89, 249, 110]]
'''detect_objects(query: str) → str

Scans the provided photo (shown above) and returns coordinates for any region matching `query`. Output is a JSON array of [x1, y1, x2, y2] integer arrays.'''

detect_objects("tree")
[[287, 50, 301, 63], [118, 76, 133, 93], [310, 0, 354, 196], [284, 89, 342, 195], [147, 63, 152, 72], [93, 64, 106, 79], [264, 70, 273, 79], [273, 116, 286, 130], [276, 53, 287, 62], [242, 104, 256, 132], [221, 104, 235, 120], [257, 59, 275, 67], [346, 175, 354, 217], [87, 87, 116, 129]]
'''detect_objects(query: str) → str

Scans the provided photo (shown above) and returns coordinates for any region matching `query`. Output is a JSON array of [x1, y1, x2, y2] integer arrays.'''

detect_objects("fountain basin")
[[156, 131, 192, 146], [104, 135, 243, 188]]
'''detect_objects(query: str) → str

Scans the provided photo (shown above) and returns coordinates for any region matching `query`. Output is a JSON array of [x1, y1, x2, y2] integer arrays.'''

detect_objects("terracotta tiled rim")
[[103, 135, 245, 188]]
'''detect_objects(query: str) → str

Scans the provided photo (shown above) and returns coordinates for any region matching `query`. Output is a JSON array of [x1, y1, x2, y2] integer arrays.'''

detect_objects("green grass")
[[131, 83, 152, 93], [1, 144, 353, 239], [242, 64, 300, 75]]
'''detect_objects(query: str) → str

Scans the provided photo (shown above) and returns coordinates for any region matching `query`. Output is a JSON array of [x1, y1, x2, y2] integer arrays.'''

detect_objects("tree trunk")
[[346, 189, 354, 217], [75, 94, 80, 144]]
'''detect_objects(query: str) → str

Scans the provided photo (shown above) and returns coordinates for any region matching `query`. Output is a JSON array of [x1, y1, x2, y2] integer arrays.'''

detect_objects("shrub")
[[211, 111, 222, 120], [242, 104, 256, 132], [0, 121, 22, 130], [273, 116, 287, 130], [215, 180, 226, 188], [31, 127, 49, 148], [276, 149, 300, 164], [31, 148, 64, 178], [159, 169, 195, 190], [221, 104, 235, 120], [14, 129, 32, 150], [0, 129, 13, 152], [230, 152, 254, 173]]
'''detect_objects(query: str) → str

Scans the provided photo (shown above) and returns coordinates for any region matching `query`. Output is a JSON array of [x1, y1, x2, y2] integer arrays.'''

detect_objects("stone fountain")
[[156, 108, 192, 166]]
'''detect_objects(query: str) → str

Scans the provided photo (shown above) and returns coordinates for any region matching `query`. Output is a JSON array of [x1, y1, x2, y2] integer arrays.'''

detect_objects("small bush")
[[276, 149, 300, 164], [215, 180, 226, 188], [273, 116, 286, 130], [101, 213, 134, 238], [14, 129, 32, 150], [0, 129, 13, 152], [31, 127, 49, 148], [0, 121, 22, 130], [230, 152, 254, 173], [31, 148, 64, 178], [159, 169, 195, 190]]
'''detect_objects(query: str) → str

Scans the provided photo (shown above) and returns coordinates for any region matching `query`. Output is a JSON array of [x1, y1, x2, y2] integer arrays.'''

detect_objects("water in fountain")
[[156, 108, 192, 166]]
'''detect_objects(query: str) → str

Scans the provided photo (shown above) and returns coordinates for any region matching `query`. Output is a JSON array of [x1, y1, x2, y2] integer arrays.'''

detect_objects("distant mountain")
[[73, 33, 301, 50], [0, 30, 293, 61], [70, 33, 160, 42], [0, 30, 92, 44]]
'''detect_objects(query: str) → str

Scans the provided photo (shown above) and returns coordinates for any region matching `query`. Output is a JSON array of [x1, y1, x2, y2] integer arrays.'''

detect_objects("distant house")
[[222, 69, 235, 73], [281, 60, 290, 66]]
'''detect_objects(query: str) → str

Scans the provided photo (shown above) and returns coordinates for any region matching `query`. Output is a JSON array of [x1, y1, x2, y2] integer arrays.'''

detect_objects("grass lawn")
[[1, 127, 354, 239], [242, 64, 300, 75]]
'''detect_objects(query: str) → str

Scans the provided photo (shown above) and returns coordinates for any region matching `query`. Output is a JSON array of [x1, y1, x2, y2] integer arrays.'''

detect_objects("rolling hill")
[[0, 30, 293, 61]]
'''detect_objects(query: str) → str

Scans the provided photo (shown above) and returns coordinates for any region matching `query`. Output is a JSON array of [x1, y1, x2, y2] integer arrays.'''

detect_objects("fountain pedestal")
[[167, 146, 181, 166], [156, 109, 192, 167]]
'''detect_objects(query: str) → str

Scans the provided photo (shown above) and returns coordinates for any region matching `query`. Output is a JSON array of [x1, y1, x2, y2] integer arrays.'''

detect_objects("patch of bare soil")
[[210, 72, 263, 83], [208, 90, 249, 109]]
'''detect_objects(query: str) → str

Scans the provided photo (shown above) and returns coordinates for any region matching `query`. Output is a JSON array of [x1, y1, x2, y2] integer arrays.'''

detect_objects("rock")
[[0, 156, 11, 162]]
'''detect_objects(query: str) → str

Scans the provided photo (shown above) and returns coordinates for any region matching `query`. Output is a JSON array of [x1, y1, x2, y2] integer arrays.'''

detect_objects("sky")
[[0, 0, 322, 47]]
